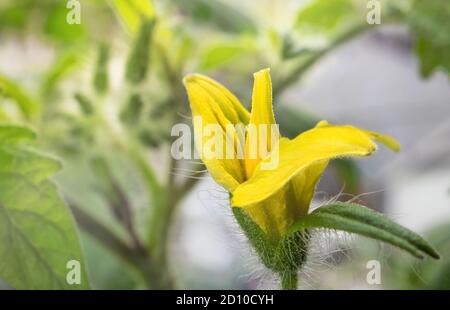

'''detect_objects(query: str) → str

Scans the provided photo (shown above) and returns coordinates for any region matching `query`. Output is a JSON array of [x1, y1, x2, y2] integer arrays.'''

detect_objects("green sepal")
[[290, 202, 440, 260], [233, 207, 309, 274]]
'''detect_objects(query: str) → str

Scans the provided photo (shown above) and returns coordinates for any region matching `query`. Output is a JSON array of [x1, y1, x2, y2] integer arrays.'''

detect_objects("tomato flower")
[[184, 68, 400, 242]]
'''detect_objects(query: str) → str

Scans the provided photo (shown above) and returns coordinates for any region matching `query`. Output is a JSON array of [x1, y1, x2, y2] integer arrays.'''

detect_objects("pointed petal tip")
[[253, 67, 271, 77], [367, 131, 401, 152], [182, 73, 201, 86], [316, 120, 330, 128]]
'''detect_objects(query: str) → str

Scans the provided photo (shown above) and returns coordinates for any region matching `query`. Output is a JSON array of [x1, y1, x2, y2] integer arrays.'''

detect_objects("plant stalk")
[[280, 271, 298, 290]]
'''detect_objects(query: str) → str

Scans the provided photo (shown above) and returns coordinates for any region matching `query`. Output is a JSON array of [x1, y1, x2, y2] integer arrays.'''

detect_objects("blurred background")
[[0, 0, 449, 289]]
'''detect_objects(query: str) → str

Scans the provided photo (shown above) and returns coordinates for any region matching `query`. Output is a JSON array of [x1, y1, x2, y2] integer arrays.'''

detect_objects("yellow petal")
[[238, 160, 328, 242], [232, 123, 388, 207], [244, 68, 279, 178], [286, 159, 329, 218], [315, 120, 400, 152], [184, 74, 250, 125], [249, 68, 276, 126], [366, 130, 400, 152], [183, 74, 250, 191], [239, 186, 291, 243]]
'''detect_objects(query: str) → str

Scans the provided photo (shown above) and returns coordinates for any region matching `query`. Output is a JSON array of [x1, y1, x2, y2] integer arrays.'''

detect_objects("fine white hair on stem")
[[190, 179, 392, 288], [172, 167, 208, 174], [185, 160, 206, 165], [296, 229, 357, 288], [169, 172, 210, 180], [346, 188, 386, 203], [177, 112, 192, 119], [313, 184, 386, 210]]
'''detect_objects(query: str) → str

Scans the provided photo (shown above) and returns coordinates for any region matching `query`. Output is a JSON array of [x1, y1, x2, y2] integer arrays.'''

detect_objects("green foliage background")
[[0, 0, 448, 289]]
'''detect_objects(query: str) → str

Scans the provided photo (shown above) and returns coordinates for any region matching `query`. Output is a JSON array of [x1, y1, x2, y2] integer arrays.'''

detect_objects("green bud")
[[74, 92, 94, 115], [125, 19, 155, 85], [232, 207, 310, 280], [120, 94, 144, 125], [93, 43, 110, 95], [138, 129, 160, 148]]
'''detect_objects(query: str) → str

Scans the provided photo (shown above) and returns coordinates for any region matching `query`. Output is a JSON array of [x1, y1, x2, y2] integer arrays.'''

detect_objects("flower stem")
[[281, 271, 298, 290]]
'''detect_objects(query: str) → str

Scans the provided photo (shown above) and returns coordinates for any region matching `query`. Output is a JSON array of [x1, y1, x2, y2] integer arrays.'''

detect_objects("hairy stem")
[[280, 271, 298, 290]]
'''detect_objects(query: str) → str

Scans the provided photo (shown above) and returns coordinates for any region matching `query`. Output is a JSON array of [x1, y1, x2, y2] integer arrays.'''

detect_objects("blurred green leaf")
[[120, 94, 144, 125], [172, 0, 256, 34], [276, 104, 318, 138], [383, 221, 450, 289], [110, 0, 154, 33], [80, 232, 142, 289], [74, 92, 94, 115], [0, 125, 36, 145], [291, 202, 440, 260], [125, 19, 155, 85], [281, 34, 317, 60], [138, 130, 160, 148], [200, 39, 256, 70], [0, 125, 89, 289], [0, 3, 28, 31], [333, 159, 361, 194], [41, 52, 81, 97], [408, 0, 450, 77], [93, 43, 110, 95], [295, 0, 361, 37], [44, 4, 86, 44], [0, 75, 39, 119]]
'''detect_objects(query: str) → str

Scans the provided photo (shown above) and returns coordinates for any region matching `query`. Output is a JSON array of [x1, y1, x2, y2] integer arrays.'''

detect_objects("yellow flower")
[[183, 68, 399, 244]]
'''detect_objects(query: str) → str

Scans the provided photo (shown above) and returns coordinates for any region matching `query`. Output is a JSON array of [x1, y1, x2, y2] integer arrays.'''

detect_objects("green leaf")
[[290, 202, 440, 260], [93, 44, 110, 95], [0, 125, 36, 145], [172, 0, 256, 34], [125, 19, 155, 85], [332, 159, 361, 194], [276, 104, 318, 138], [110, 0, 155, 33], [120, 94, 143, 125], [74, 92, 94, 115], [374, 220, 450, 289], [41, 52, 81, 97], [281, 34, 317, 60], [295, 0, 361, 37], [408, 0, 450, 77], [200, 39, 256, 70], [0, 3, 28, 31], [0, 75, 39, 119], [44, 4, 86, 44], [0, 125, 89, 289]]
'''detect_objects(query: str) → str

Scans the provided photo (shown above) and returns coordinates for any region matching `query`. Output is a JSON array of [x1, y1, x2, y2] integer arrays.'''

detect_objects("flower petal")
[[183, 74, 250, 191], [286, 159, 329, 217], [232, 123, 398, 207], [245, 68, 279, 178], [239, 160, 328, 242], [316, 120, 400, 152], [249, 68, 276, 126], [184, 74, 250, 125], [240, 186, 291, 243]]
